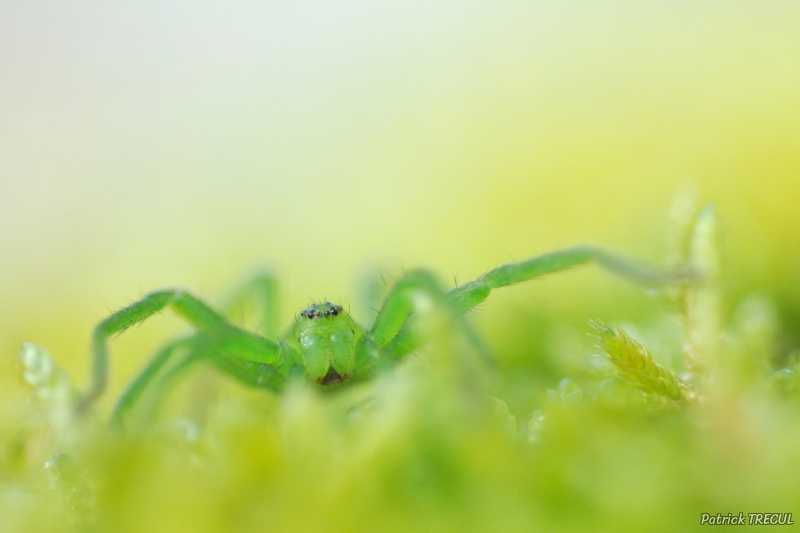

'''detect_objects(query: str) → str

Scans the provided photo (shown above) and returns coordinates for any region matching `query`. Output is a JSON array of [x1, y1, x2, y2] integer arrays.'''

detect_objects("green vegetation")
[[3, 200, 799, 533]]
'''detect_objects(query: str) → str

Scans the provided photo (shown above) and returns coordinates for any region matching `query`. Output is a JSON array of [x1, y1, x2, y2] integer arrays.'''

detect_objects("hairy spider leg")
[[358, 269, 492, 410], [447, 245, 694, 314], [382, 246, 695, 360], [109, 274, 297, 427], [110, 336, 195, 429], [360, 269, 487, 366], [112, 333, 293, 429], [221, 271, 281, 340], [80, 289, 284, 412], [367, 270, 454, 347], [214, 270, 299, 387]]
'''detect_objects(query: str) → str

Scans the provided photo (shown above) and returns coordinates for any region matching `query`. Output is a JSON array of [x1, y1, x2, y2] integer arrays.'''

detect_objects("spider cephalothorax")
[[77, 245, 694, 427], [296, 302, 355, 385]]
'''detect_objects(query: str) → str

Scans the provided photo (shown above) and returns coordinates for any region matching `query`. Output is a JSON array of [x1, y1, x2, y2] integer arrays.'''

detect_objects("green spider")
[[79, 246, 692, 427]]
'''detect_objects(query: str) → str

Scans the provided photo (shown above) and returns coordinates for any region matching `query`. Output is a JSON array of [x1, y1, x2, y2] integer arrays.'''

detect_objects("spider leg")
[[109, 273, 286, 427], [110, 335, 195, 429], [446, 245, 695, 314], [221, 271, 281, 340], [80, 289, 284, 412], [215, 270, 299, 387], [111, 333, 295, 429], [154, 335, 296, 393], [376, 247, 695, 362], [366, 270, 452, 347], [360, 269, 488, 366], [357, 270, 492, 410]]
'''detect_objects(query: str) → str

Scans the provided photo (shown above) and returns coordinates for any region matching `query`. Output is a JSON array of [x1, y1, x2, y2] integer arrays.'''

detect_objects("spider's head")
[[296, 302, 355, 386]]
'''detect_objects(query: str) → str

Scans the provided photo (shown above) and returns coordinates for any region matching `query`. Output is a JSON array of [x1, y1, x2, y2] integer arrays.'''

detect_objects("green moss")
[[4, 203, 800, 532]]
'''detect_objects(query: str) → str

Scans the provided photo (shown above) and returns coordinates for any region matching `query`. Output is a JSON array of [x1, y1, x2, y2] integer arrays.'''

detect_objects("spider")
[[79, 246, 692, 427]]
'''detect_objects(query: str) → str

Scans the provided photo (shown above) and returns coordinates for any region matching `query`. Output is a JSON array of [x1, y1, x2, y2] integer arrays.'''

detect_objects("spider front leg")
[[111, 333, 294, 429], [367, 270, 453, 345], [357, 269, 493, 415], [379, 246, 695, 361], [359, 270, 485, 370], [109, 335, 196, 428], [79, 289, 286, 413], [222, 270, 281, 340], [447, 245, 695, 313], [109, 272, 290, 427]]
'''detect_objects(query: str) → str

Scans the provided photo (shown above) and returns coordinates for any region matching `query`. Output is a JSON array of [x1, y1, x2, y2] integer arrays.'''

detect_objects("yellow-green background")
[[2, 1, 799, 407]]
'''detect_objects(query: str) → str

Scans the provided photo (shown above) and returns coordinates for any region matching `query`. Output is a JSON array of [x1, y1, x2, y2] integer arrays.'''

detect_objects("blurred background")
[[1, 0, 799, 407]]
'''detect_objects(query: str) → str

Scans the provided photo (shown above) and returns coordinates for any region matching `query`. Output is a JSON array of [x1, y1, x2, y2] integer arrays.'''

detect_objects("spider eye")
[[331, 308, 338, 316]]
